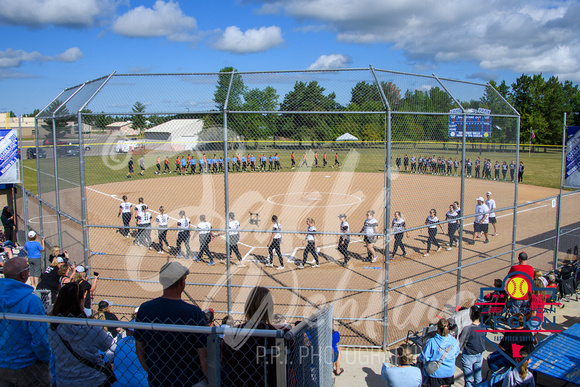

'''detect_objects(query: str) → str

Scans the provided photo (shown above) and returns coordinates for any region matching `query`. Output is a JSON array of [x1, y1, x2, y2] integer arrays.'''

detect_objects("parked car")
[[43, 139, 68, 146], [26, 147, 47, 159], [56, 145, 80, 157]]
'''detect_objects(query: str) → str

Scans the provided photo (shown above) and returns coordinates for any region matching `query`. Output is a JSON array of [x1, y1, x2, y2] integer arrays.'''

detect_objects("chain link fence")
[[0, 305, 333, 387], [12, 68, 580, 349]]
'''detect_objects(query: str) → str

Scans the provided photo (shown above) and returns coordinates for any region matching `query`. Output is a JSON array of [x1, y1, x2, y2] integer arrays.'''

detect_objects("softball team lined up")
[[396, 154, 525, 183], [116, 192, 499, 269]]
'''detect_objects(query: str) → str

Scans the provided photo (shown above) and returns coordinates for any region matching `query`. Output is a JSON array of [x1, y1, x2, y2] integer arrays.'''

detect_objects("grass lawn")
[[20, 143, 566, 195]]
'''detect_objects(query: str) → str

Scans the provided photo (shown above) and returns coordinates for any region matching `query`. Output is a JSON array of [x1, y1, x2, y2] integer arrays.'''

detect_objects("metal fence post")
[[78, 113, 90, 268], [207, 328, 221, 387], [553, 113, 567, 270], [18, 117, 29, 241], [512, 116, 521, 265], [275, 336, 287, 387], [457, 111, 467, 306], [51, 116, 63, 248], [34, 119, 44, 250]]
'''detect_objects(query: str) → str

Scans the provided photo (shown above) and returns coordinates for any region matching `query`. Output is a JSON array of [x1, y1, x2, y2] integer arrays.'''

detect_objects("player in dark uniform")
[[323, 152, 328, 168], [410, 155, 417, 173], [291, 152, 296, 169], [176, 210, 192, 259], [501, 161, 508, 181], [274, 153, 280, 170], [337, 214, 350, 266], [510, 160, 516, 182], [127, 157, 134, 178], [453, 158, 459, 176], [164, 156, 170, 173], [314, 152, 319, 168], [227, 212, 244, 267], [423, 209, 444, 257], [466, 159, 472, 177], [447, 158, 452, 175], [194, 215, 215, 265], [155, 157, 161, 175], [333, 153, 340, 168], [403, 154, 409, 172], [395, 156, 401, 171], [390, 211, 409, 259], [475, 157, 481, 178], [360, 210, 379, 263]]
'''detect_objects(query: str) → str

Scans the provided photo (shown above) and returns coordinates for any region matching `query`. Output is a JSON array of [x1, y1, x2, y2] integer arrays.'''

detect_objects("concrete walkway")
[[335, 292, 580, 387]]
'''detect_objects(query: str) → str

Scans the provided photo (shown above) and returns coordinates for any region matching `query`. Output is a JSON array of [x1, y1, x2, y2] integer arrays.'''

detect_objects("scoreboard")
[[448, 108, 491, 138]]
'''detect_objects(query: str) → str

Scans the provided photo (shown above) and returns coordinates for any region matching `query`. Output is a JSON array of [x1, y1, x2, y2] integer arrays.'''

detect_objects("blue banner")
[[0, 129, 20, 184], [565, 126, 580, 188]]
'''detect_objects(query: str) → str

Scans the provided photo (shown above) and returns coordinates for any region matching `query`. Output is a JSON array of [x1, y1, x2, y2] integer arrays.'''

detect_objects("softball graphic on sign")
[[505, 276, 529, 300]]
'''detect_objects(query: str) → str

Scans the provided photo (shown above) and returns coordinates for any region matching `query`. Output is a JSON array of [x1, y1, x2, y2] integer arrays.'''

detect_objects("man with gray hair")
[[134, 261, 207, 386], [0, 257, 51, 386]]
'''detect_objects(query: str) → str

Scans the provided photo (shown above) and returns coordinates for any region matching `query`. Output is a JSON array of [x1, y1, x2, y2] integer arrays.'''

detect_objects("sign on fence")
[[448, 108, 492, 138], [565, 126, 580, 188], [0, 129, 20, 184]]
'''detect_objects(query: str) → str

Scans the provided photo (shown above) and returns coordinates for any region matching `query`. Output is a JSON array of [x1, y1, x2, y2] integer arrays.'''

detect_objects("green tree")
[[277, 81, 339, 141], [131, 101, 147, 136], [213, 66, 246, 111], [40, 100, 72, 140], [238, 86, 279, 139]]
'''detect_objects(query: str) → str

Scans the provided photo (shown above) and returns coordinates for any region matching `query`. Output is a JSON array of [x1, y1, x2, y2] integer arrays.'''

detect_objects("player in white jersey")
[[360, 210, 379, 263], [423, 209, 444, 257], [156, 206, 169, 253], [194, 214, 215, 265], [140, 208, 152, 248], [227, 212, 244, 267], [485, 191, 498, 236], [118, 195, 132, 237], [390, 211, 409, 259], [471, 197, 490, 245], [133, 197, 147, 244], [337, 214, 350, 266], [176, 210, 192, 258], [445, 204, 460, 250], [266, 215, 284, 269], [301, 218, 319, 268]]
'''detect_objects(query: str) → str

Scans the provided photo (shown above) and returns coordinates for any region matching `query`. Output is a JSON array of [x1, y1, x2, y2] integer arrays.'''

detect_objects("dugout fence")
[[13, 68, 580, 349]]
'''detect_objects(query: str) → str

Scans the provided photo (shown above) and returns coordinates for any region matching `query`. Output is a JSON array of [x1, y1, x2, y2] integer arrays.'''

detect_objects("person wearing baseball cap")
[[470, 197, 489, 245], [134, 262, 207, 386], [485, 192, 498, 237], [23, 230, 44, 288]]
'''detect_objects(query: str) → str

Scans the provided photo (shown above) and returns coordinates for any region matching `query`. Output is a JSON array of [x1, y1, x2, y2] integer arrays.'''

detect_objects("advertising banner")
[[0, 129, 20, 184], [565, 126, 580, 188]]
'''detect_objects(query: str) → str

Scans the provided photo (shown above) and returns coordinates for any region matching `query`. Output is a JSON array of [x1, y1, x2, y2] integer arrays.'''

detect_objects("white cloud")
[[0, 48, 84, 68], [307, 54, 352, 70], [0, 69, 37, 79], [112, 0, 197, 42], [258, 0, 580, 81], [211, 26, 283, 53], [0, 0, 117, 27]]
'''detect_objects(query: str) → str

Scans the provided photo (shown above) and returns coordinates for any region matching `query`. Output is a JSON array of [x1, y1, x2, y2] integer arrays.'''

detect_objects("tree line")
[[23, 68, 580, 145]]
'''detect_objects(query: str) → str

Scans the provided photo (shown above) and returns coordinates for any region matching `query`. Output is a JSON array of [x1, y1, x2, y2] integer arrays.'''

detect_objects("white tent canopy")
[[335, 132, 359, 141]]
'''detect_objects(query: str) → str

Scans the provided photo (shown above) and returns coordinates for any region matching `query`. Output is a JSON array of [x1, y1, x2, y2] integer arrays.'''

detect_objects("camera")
[[93, 271, 99, 277]]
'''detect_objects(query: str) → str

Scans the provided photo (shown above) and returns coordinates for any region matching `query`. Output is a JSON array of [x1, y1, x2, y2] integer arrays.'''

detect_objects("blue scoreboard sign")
[[448, 108, 492, 138]]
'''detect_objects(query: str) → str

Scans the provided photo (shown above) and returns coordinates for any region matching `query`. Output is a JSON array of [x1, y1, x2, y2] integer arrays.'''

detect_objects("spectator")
[[501, 351, 535, 387], [72, 265, 98, 317], [37, 256, 65, 303], [114, 323, 148, 387], [419, 318, 460, 387], [487, 313, 534, 372], [508, 252, 534, 283], [98, 300, 121, 339], [381, 344, 422, 387], [459, 306, 487, 387], [48, 282, 114, 386], [0, 257, 51, 386], [222, 286, 291, 386], [1, 206, 15, 243], [526, 279, 548, 331], [332, 326, 343, 376], [534, 269, 547, 287], [134, 261, 208, 387], [203, 308, 215, 327], [23, 230, 44, 288], [219, 315, 234, 339], [58, 263, 74, 287], [48, 245, 69, 265]]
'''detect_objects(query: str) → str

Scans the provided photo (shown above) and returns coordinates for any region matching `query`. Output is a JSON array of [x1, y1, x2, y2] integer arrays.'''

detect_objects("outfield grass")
[[20, 145, 565, 196]]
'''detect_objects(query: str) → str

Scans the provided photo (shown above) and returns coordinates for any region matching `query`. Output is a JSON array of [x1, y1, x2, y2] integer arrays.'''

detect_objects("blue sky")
[[1, 0, 579, 115]]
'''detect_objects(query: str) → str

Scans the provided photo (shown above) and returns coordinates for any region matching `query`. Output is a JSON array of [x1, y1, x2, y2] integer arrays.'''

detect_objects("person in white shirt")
[[266, 215, 284, 269], [471, 197, 490, 245], [133, 197, 147, 245], [485, 192, 498, 236], [391, 211, 409, 259], [360, 210, 379, 263], [140, 208, 152, 248], [175, 210, 192, 258], [227, 212, 245, 267], [301, 218, 319, 268], [117, 195, 132, 238], [424, 209, 444, 257], [194, 215, 215, 265], [155, 206, 169, 254]]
